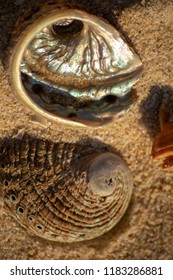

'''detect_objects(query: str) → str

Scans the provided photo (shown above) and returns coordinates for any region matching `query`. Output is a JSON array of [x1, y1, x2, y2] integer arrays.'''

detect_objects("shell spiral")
[[0, 137, 133, 242]]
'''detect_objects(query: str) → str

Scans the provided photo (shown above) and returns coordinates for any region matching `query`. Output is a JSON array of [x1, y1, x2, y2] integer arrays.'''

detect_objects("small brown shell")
[[152, 97, 173, 169], [0, 137, 133, 242]]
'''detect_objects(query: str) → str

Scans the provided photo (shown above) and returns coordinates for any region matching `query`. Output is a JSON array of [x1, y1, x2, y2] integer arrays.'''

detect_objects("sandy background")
[[0, 0, 173, 259]]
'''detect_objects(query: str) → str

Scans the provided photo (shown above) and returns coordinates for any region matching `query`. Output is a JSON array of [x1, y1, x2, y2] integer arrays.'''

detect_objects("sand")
[[0, 0, 173, 259]]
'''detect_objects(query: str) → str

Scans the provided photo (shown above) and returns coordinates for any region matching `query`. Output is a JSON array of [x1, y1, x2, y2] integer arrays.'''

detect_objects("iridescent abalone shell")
[[10, 9, 143, 126]]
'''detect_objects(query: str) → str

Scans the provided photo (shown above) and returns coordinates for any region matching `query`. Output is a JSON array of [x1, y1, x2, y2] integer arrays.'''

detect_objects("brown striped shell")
[[0, 137, 133, 242]]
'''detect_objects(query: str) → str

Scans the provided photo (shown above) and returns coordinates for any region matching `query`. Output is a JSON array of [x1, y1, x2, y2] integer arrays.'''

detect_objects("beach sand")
[[0, 0, 173, 259]]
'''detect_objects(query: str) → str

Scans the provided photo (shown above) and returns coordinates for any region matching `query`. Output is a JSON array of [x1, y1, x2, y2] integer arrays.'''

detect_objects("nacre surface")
[[10, 9, 143, 127]]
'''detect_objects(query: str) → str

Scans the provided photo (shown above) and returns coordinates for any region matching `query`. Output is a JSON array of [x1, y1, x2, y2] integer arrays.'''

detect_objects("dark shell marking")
[[0, 137, 133, 242]]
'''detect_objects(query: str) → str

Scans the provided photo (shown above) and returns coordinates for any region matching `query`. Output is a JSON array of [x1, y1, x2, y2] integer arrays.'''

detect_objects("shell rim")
[[10, 9, 122, 128]]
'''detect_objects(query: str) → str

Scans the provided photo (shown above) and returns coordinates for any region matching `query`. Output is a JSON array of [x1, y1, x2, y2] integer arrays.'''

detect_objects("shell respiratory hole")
[[0, 137, 133, 242]]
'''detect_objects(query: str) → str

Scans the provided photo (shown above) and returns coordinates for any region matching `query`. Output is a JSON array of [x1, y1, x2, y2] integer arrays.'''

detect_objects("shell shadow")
[[139, 85, 173, 138]]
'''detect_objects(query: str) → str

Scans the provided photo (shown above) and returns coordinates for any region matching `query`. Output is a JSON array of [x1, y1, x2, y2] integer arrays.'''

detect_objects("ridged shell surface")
[[21, 10, 142, 98], [0, 137, 133, 242]]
